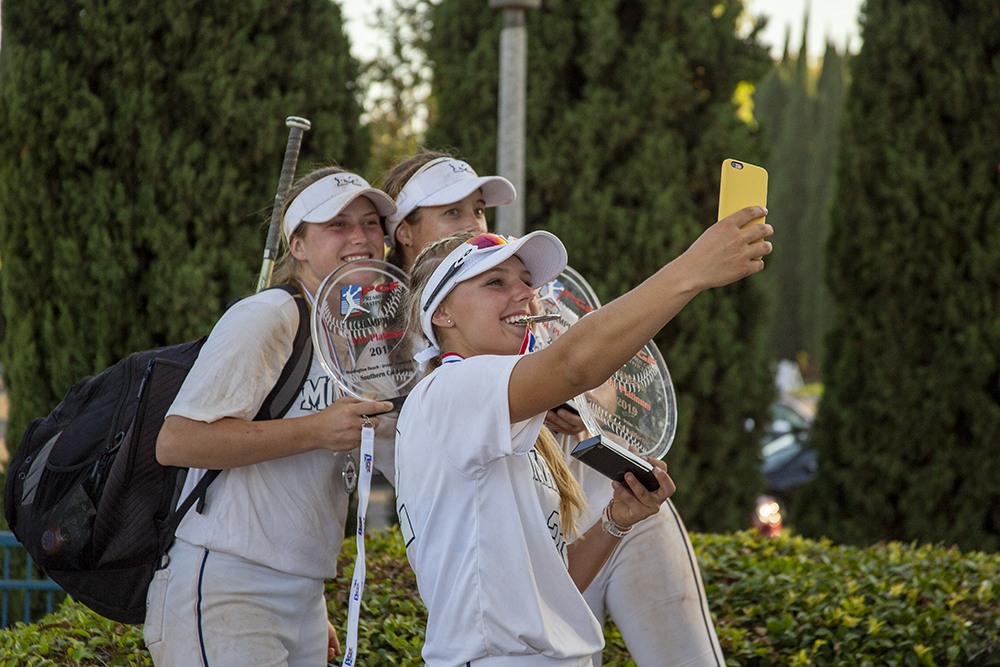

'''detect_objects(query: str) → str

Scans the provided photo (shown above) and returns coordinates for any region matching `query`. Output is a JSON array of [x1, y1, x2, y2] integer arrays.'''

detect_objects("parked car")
[[753, 394, 819, 535], [761, 395, 817, 492]]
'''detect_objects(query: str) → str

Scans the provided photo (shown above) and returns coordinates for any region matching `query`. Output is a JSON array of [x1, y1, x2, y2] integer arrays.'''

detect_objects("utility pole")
[[489, 0, 540, 237]]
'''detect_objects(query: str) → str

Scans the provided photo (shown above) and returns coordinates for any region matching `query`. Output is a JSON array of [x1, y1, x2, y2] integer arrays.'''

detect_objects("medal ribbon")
[[342, 419, 375, 667], [519, 325, 536, 355]]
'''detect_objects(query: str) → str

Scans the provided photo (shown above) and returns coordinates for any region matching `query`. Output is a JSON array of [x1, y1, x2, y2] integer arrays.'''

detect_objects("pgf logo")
[[341, 285, 366, 317], [344, 648, 355, 666], [538, 279, 564, 305], [364, 453, 373, 473], [340, 282, 400, 317], [334, 175, 362, 188]]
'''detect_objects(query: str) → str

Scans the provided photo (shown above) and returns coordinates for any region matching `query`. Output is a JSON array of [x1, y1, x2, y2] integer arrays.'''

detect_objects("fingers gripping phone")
[[718, 159, 768, 222], [570, 436, 660, 492], [719, 159, 768, 259]]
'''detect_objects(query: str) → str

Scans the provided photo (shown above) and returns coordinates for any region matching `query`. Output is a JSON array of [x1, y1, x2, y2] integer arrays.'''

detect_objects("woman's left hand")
[[327, 620, 341, 660], [543, 407, 587, 436], [610, 457, 675, 528]]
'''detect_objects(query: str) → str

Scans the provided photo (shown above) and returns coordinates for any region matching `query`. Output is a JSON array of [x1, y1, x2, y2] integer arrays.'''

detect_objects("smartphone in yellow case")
[[719, 159, 768, 258], [718, 159, 768, 222]]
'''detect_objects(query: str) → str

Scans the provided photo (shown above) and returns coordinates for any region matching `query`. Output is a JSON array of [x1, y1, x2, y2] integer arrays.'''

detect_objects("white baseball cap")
[[419, 231, 567, 349], [385, 158, 516, 247], [283, 172, 396, 241]]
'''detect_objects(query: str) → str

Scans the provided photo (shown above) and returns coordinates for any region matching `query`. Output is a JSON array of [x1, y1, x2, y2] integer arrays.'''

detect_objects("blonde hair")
[[405, 231, 587, 537]]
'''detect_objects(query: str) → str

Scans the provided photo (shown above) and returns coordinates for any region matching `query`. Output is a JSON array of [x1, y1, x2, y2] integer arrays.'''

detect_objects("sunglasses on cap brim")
[[421, 233, 511, 312]]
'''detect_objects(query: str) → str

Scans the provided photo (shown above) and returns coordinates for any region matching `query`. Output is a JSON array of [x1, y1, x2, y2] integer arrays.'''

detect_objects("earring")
[[447, 319, 452, 324]]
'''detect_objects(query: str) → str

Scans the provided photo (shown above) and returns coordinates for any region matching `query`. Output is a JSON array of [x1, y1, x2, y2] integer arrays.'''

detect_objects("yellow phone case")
[[718, 159, 768, 224]]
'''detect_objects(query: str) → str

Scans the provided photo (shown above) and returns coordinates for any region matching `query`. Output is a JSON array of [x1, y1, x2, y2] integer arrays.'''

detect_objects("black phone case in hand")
[[570, 435, 660, 492]]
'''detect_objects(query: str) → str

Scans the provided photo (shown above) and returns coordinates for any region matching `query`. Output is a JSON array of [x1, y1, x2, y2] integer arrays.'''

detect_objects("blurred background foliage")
[[425, 0, 774, 534], [1, 0, 999, 552]]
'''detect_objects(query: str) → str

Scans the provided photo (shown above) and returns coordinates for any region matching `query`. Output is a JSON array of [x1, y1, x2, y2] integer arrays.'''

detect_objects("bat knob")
[[286, 116, 312, 131]]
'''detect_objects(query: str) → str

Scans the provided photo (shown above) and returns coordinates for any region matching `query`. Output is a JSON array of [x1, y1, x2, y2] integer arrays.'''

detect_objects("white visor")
[[386, 158, 516, 247], [284, 173, 396, 241], [419, 231, 567, 348]]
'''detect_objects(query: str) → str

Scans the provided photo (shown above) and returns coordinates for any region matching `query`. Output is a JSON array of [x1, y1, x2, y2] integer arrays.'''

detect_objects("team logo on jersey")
[[537, 279, 564, 305]]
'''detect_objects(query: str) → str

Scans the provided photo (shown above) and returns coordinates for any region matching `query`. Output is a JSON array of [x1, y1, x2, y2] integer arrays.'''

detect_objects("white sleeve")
[[421, 355, 544, 475], [166, 290, 300, 423]]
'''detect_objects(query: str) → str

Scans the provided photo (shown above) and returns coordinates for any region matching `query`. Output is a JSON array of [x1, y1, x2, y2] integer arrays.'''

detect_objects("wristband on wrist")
[[602, 500, 632, 538]]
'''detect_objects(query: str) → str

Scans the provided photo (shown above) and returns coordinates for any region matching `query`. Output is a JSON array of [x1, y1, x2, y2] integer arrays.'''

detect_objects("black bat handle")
[[257, 116, 311, 293]]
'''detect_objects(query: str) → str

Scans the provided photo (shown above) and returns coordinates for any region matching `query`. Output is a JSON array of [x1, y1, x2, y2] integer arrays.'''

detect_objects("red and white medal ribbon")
[[519, 325, 536, 355], [342, 419, 374, 667]]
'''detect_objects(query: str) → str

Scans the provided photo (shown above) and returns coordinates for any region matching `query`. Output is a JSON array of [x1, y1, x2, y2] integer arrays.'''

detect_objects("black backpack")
[[3, 284, 313, 624]]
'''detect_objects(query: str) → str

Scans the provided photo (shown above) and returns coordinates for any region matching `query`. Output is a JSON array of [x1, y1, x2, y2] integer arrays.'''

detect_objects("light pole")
[[489, 0, 540, 237]]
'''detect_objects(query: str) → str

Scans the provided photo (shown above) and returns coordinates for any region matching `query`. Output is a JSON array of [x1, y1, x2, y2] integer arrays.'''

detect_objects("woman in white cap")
[[387, 152, 731, 666], [146, 166, 397, 667], [396, 207, 771, 666], [381, 150, 516, 272]]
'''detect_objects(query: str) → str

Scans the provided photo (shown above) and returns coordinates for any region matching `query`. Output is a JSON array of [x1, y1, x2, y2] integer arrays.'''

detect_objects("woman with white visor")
[[396, 207, 771, 665], [381, 150, 515, 272], [147, 167, 396, 667], [386, 151, 730, 666]]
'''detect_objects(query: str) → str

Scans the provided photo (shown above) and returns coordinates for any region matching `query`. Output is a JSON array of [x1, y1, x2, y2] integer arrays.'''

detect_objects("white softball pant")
[[143, 539, 329, 667], [583, 501, 724, 667]]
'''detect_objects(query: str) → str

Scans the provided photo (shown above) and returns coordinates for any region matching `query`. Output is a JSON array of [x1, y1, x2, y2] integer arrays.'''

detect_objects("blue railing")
[[0, 531, 64, 628]]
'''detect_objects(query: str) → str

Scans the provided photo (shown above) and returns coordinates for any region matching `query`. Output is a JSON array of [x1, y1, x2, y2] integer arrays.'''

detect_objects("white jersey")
[[167, 288, 395, 579], [395, 355, 603, 666]]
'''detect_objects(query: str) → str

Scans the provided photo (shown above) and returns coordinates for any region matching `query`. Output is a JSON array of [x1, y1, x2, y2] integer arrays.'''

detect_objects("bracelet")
[[602, 500, 633, 538]]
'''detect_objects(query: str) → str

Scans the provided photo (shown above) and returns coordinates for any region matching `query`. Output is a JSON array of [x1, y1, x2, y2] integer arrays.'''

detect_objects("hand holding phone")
[[719, 159, 768, 258], [570, 436, 660, 492]]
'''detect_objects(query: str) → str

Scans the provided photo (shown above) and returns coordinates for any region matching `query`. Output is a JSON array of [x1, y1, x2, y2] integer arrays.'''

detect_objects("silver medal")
[[342, 454, 358, 493]]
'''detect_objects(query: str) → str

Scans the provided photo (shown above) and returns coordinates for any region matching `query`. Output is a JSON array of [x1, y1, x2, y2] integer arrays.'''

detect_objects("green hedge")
[[2, 530, 998, 666]]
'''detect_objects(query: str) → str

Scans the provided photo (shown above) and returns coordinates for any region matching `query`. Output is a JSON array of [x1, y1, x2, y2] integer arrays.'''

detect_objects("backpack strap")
[[254, 283, 313, 421], [163, 283, 314, 544], [162, 468, 221, 544]]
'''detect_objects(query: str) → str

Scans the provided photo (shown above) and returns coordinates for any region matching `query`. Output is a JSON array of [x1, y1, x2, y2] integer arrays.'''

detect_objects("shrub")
[[2, 529, 997, 666]]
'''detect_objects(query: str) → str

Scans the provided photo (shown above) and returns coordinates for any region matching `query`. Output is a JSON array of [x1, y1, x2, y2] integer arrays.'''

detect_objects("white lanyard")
[[342, 418, 374, 667]]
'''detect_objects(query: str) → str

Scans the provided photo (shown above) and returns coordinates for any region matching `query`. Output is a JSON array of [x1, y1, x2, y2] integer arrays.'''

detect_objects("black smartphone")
[[570, 435, 660, 492], [554, 402, 579, 416]]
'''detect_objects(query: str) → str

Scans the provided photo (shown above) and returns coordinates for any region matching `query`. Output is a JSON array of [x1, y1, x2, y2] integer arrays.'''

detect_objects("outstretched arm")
[[510, 206, 771, 423], [156, 398, 394, 469]]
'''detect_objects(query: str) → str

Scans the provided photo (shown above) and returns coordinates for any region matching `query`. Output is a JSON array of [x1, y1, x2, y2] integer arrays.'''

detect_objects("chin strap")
[[414, 345, 439, 371], [414, 325, 534, 370]]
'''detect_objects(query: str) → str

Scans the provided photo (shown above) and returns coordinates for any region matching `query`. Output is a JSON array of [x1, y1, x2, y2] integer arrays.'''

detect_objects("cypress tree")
[[0, 0, 368, 450], [796, 0, 1000, 551], [753, 28, 848, 370], [759, 18, 813, 361], [799, 41, 845, 365], [753, 27, 793, 150], [426, 0, 773, 532]]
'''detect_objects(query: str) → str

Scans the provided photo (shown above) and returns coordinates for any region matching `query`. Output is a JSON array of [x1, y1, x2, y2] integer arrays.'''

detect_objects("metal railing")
[[0, 531, 64, 628]]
